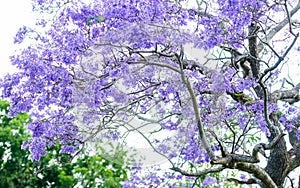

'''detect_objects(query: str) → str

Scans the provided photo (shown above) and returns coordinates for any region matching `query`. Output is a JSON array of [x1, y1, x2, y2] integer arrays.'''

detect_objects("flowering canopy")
[[1, 0, 300, 187]]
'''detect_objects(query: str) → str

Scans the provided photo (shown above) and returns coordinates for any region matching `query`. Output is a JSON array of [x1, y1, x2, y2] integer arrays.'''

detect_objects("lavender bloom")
[[60, 145, 75, 154], [14, 26, 29, 44], [240, 174, 248, 181], [202, 176, 217, 187]]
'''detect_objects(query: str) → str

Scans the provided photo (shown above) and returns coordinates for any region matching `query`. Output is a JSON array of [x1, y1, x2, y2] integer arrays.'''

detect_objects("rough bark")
[[264, 139, 289, 187]]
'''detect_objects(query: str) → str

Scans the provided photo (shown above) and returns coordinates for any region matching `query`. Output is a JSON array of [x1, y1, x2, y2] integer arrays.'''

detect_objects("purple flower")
[[297, 129, 300, 140], [29, 138, 47, 161], [14, 26, 29, 44], [103, 131, 120, 141], [240, 174, 248, 181], [60, 145, 76, 154], [27, 122, 45, 137], [21, 141, 29, 150], [202, 176, 217, 186]]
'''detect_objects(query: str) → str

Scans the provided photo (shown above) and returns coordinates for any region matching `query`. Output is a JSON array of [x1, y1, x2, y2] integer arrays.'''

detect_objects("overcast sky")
[[0, 0, 34, 77]]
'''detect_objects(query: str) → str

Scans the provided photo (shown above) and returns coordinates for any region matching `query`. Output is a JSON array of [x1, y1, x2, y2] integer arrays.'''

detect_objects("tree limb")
[[287, 140, 300, 172], [127, 61, 181, 73], [236, 163, 278, 188], [170, 166, 225, 177], [211, 133, 285, 165], [258, 80, 280, 135], [227, 177, 257, 185], [271, 83, 300, 104], [259, 33, 299, 81], [257, 0, 300, 53], [176, 47, 216, 160]]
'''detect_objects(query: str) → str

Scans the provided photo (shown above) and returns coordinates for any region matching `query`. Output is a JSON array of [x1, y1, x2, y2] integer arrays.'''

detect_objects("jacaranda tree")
[[1, 0, 300, 187]]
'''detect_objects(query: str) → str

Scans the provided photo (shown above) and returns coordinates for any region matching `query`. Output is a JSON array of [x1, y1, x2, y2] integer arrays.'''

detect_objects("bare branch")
[[258, 0, 300, 53], [207, 129, 228, 157], [286, 175, 296, 188], [283, 0, 297, 36], [259, 33, 299, 81], [124, 122, 175, 167]]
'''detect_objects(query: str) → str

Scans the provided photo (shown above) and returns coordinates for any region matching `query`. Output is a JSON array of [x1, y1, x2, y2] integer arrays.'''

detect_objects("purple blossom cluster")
[[278, 103, 300, 133], [122, 166, 197, 187], [14, 26, 31, 44], [194, 0, 272, 49], [202, 176, 217, 187]]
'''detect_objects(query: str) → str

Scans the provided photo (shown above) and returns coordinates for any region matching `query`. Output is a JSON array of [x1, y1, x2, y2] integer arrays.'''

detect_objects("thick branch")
[[258, 80, 280, 135], [211, 133, 285, 167], [227, 178, 257, 185], [263, 133, 286, 149], [288, 141, 300, 172], [170, 166, 225, 177], [271, 83, 300, 104], [248, 23, 260, 79], [236, 163, 278, 188]]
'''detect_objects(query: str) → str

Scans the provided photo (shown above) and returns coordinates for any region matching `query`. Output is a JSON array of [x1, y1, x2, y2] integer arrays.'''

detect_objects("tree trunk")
[[264, 138, 288, 187]]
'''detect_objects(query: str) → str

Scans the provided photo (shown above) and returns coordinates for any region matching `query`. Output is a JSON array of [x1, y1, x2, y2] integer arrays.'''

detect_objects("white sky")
[[0, 0, 35, 77]]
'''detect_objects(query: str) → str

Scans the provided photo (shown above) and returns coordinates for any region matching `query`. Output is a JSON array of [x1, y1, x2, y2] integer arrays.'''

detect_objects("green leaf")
[[95, 16, 106, 22]]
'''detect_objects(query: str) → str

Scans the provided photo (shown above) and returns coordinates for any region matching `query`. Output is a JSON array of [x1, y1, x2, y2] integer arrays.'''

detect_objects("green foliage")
[[0, 99, 129, 187], [86, 16, 106, 26], [233, 92, 254, 104], [0, 100, 31, 188], [74, 155, 128, 188]]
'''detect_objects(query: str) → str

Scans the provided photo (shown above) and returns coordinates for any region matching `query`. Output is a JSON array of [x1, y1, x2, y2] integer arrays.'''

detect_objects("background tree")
[[1, 0, 300, 187], [0, 99, 128, 188]]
